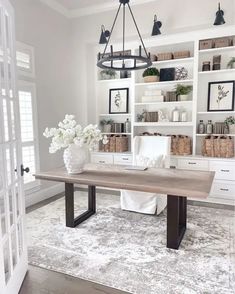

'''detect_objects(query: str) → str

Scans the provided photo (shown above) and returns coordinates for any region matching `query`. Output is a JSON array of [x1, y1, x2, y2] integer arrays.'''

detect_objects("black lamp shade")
[[99, 25, 110, 44], [152, 15, 162, 36], [214, 3, 225, 25]]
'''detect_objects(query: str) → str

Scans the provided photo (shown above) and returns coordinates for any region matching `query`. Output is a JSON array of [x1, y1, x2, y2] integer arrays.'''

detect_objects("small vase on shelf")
[[229, 124, 235, 134]]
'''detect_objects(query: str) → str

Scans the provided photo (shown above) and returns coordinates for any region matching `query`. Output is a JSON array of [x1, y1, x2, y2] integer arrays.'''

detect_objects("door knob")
[[15, 165, 30, 176]]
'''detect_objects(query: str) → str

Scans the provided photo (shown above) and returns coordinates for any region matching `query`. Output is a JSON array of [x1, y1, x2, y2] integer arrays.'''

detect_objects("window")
[[16, 42, 35, 78], [16, 42, 40, 191]]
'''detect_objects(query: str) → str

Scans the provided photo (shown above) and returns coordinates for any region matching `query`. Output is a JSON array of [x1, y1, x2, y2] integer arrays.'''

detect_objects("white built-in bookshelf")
[[93, 26, 235, 205]]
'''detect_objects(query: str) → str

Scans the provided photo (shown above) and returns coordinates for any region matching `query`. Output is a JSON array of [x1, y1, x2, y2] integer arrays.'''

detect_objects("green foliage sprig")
[[175, 84, 193, 96]]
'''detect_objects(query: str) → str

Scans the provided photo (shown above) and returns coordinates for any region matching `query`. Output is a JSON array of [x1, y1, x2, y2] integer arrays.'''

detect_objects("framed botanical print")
[[208, 81, 235, 112], [109, 88, 129, 114]]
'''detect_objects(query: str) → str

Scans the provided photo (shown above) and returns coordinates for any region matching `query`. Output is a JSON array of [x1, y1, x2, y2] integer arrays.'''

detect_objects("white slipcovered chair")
[[120, 136, 171, 215]]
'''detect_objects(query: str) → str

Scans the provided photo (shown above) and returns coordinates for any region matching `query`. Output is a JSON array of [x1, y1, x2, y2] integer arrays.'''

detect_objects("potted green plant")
[[100, 69, 117, 80], [100, 119, 114, 133], [142, 67, 160, 83], [225, 116, 235, 134], [227, 57, 235, 69], [175, 84, 193, 101]]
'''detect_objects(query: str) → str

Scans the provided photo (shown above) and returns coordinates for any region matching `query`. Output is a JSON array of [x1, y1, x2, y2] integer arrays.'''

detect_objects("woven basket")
[[173, 51, 190, 59], [157, 52, 173, 61], [199, 39, 213, 50], [214, 37, 230, 48], [109, 136, 116, 153], [202, 136, 234, 158], [116, 136, 128, 153]]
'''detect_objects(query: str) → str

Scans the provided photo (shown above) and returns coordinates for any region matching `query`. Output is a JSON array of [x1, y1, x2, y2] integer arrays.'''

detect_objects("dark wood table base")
[[65, 183, 187, 250]]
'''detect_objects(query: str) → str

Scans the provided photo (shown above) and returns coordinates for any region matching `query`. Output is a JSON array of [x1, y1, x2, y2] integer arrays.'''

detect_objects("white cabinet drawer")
[[178, 159, 209, 171], [91, 154, 113, 164], [114, 154, 133, 165], [210, 161, 235, 181], [210, 180, 235, 200]]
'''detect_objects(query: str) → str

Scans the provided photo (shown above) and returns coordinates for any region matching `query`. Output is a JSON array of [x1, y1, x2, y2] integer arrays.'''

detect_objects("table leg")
[[167, 195, 187, 249], [65, 183, 96, 228]]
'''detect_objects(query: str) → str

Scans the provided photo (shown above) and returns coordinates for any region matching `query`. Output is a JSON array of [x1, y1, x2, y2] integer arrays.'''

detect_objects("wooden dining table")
[[34, 164, 215, 250]]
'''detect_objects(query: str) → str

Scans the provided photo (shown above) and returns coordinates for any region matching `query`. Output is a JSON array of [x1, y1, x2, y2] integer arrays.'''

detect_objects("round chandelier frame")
[[97, 0, 152, 71]]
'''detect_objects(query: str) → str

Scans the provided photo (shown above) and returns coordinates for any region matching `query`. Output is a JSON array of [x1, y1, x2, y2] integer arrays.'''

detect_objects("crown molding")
[[40, 0, 157, 19], [39, 0, 70, 18]]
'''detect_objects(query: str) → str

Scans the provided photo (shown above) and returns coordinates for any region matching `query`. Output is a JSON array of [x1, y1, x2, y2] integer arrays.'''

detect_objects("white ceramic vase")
[[229, 124, 235, 134], [179, 94, 189, 101], [63, 144, 89, 174]]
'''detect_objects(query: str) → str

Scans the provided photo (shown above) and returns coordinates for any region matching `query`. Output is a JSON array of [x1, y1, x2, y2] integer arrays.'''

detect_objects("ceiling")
[[40, 0, 156, 18], [55, 0, 114, 10]]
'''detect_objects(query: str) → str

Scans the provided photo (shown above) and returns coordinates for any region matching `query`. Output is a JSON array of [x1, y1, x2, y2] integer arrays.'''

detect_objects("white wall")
[[10, 0, 79, 197], [70, 0, 235, 124]]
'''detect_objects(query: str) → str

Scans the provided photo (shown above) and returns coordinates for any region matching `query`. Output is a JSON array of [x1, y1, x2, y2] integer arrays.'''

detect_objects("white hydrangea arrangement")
[[43, 114, 108, 153]]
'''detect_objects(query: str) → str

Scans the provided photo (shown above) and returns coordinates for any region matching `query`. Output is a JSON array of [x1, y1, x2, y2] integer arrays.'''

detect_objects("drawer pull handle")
[[99, 161, 105, 164], [188, 162, 196, 165], [122, 158, 129, 160], [220, 188, 229, 192], [221, 169, 230, 173]]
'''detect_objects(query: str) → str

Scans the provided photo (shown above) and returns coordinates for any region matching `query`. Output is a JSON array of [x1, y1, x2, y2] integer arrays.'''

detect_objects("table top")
[[35, 164, 215, 198]]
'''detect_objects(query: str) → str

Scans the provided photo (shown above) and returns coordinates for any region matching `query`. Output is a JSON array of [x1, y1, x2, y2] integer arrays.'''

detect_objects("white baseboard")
[[25, 183, 64, 208]]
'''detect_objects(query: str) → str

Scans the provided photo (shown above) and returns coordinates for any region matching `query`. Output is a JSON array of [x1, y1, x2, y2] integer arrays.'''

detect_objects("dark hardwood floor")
[[20, 265, 128, 294]]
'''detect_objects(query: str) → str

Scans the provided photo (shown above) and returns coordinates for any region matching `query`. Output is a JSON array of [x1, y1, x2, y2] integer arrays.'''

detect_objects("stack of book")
[[141, 89, 164, 103]]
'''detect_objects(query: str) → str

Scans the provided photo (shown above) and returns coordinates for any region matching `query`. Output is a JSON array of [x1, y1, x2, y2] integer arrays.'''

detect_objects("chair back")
[[133, 136, 171, 168]]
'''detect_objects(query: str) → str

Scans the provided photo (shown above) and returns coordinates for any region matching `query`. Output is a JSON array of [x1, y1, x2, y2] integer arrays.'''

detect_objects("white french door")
[[0, 1, 28, 293]]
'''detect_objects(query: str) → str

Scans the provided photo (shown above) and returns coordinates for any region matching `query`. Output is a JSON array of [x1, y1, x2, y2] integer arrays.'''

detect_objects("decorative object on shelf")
[[224, 116, 235, 134], [173, 51, 190, 59], [142, 67, 160, 83], [158, 110, 169, 122], [214, 122, 226, 134], [99, 25, 110, 44], [165, 91, 177, 102], [227, 57, 235, 69], [156, 52, 173, 61], [109, 136, 116, 152], [175, 84, 192, 101], [150, 54, 157, 62], [100, 69, 117, 80], [151, 14, 162, 36], [142, 89, 164, 102], [100, 119, 114, 133], [175, 67, 188, 80], [213, 3, 225, 26], [208, 81, 235, 111], [198, 120, 205, 134], [199, 39, 213, 50], [212, 55, 221, 70], [206, 120, 213, 134], [181, 110, 188, 122], [202, 61, 211, 72], [109, 88, 129, 114], [120, 70, 129, 79], [144, 111, 159, 122], [214, 37, 230, 48], [170, 135, 192, 156], [124, 118, 131, 133], [202, 136, 234, 158], [97, 0, 152, 71], [137, 112, 145, 122], [111, 123, 124, 133], [160, 67, 175, 81], [116, 136, 129, 152], [43, 115, 108, 174], [172, 107, 180, 122]]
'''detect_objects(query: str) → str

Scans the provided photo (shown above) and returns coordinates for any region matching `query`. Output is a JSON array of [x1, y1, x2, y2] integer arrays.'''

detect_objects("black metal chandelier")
[[97, 0, 152, 71]]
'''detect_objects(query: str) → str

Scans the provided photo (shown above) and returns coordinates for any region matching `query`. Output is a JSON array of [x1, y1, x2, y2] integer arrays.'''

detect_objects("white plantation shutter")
[[18, 82, 40, 190], [16, 42, 35, 78]]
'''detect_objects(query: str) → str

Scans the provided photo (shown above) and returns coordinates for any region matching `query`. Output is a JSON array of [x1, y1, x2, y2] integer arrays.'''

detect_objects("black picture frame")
[[207, 80, 235, 112], [109, 88, 129, 114]]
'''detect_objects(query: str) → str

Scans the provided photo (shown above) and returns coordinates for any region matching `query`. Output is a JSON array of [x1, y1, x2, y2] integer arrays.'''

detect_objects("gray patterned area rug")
[[27, 192, 235, 294]]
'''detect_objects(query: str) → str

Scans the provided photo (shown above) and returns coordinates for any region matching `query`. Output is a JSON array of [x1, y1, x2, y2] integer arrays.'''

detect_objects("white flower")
[[43, 114, 106, 154]]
